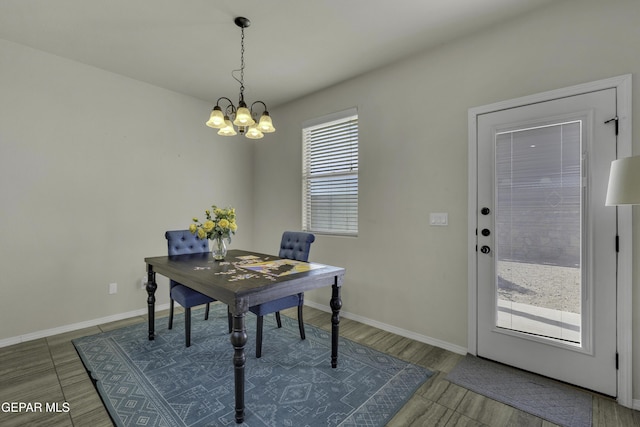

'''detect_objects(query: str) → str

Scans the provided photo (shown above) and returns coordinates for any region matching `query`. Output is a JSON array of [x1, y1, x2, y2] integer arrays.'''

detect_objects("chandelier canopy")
[[206, 17, 275, 139]]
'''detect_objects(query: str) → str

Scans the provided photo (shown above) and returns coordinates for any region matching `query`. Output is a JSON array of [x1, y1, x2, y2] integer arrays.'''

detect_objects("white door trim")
[[467, 74, 632, 407]]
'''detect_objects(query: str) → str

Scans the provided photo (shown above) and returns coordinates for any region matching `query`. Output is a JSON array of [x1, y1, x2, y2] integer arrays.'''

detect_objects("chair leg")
[[275, 311, 282, 328], [185, 307, 191, 347], [168, 299, 175, 330], [297, 305, 306, 340], [204, 302, 210, 320], [256, 315, 264, 358]]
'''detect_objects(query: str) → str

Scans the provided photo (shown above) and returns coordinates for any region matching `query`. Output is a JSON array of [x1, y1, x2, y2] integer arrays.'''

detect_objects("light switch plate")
[[429, 212, 448, 226]]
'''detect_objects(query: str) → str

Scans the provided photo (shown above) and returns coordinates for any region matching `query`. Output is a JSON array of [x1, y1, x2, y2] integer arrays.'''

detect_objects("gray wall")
[[0, 39, 255, 338], [252, 0, 640, 401]]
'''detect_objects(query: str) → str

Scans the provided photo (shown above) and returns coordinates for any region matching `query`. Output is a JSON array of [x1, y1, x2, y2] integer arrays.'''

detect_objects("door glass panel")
[[495, 121, 582, 345]]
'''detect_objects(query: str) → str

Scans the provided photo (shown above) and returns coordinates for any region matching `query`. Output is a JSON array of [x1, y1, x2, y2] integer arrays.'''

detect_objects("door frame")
[[467, 74, 632, 407]]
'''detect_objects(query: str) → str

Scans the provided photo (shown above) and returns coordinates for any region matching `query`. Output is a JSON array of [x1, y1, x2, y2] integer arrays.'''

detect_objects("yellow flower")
[[189, 205, 237, 241], [197, 228, 206, 239]]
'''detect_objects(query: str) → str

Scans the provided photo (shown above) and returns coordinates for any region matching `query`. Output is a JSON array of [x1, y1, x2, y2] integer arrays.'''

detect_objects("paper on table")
[[238, 259, 323, 277]]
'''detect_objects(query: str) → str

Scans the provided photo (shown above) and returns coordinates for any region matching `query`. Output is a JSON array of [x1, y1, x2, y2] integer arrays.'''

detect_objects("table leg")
[[146, 265, 157, 341], [230, 312, 248, 423], [330, 283, 342, 368]]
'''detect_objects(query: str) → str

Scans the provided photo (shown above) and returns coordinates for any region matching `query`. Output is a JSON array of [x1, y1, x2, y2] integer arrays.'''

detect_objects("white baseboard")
[[0, 301, 467, 355], [304, 300, 468, 356], [4, 301, 634, 407], [0, 303, 171, 348]]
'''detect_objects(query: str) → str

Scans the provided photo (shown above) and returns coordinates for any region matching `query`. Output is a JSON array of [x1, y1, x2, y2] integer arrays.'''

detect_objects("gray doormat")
[[446, 355, 592, 427]]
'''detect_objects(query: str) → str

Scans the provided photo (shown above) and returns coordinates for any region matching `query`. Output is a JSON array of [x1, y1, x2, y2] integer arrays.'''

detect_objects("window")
[[302, 108, 358, 236]]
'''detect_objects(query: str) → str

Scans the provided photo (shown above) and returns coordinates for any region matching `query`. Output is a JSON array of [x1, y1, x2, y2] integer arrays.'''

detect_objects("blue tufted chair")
[[165, 230, 217, 347], [249, 231, 315, 358]]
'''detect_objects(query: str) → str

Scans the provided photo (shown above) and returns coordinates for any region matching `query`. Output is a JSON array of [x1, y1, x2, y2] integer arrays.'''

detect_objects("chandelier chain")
[[239, 26, 245, 102]]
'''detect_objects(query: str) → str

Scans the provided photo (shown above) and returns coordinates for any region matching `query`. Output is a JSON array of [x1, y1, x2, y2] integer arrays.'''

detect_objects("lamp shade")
[[605, 155, 640, 205], [218, 117, 237, 136], [233, 107, 255, 127], [245, 124, 264, 139], [258, 112, 276, 133], [206, 107, 225, 129]]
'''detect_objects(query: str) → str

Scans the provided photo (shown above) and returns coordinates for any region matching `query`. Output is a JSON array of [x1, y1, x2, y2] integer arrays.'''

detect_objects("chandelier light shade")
[[605, 155, 640, 206], [205, 107, 225, 128], [206, 17, 275, 139], [258, 112, 276, 133]]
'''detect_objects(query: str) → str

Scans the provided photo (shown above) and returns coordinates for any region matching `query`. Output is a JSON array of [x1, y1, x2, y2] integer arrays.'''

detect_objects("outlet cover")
[[108, 282, 118, 294]]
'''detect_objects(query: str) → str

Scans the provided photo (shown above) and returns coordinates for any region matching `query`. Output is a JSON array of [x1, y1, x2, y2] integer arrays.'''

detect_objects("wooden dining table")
[[144, 249, 345, 424]]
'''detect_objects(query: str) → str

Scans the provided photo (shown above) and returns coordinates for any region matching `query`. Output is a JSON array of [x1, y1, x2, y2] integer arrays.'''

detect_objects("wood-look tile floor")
[[0, 305, 638, 426]]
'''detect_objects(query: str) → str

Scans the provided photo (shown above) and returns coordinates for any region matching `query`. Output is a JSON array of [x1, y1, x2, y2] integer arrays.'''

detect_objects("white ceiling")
[[0, 0, 555, 108]]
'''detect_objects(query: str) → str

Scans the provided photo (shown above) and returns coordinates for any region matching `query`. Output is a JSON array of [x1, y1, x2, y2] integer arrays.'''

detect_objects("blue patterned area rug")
[[446, 355, 592, 427], [73, 304, 433, 426]]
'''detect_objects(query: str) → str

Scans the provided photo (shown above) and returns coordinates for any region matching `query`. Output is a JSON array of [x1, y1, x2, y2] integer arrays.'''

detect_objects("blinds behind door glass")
[[494, 120, 582, 343], [495, 121, 582, 267], [302, 114, 358, 235]]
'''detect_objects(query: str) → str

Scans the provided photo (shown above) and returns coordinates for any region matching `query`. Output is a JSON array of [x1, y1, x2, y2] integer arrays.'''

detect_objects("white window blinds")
[[302, 110, 358, 236]]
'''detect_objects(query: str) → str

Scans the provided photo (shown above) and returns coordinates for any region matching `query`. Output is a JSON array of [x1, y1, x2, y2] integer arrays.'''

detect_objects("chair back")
[[278, 231, 315, 262], [165, 230, 209, 256], [165, 230, 209, 288]]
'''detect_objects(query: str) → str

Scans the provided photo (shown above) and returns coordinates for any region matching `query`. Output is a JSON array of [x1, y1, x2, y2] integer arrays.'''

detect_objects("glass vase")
[[211, 236, 227, 261]]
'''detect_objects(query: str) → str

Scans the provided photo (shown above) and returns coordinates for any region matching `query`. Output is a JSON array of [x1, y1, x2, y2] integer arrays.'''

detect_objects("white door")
[[475, 89, 618, 396]]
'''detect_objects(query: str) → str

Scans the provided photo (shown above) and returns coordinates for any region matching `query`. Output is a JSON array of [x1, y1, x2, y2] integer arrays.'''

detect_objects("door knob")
[[481, 228, 491, 236], [481, 207, 491, 215], [480, 245, 491, 254]]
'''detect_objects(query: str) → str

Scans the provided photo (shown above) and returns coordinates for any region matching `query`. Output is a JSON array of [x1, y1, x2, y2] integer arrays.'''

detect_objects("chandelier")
[[205, 17, 275, 139]]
